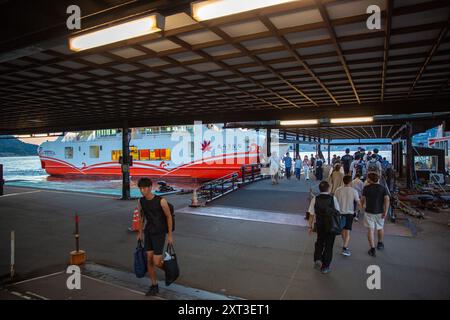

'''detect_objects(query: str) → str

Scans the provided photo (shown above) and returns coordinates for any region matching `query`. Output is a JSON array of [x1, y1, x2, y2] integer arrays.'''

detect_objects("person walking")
[[341, 148, 353, 175], [315, 156, 324, 181], [294, 155, 302, 180], [331, 154, 338, 166], [328, 164, 344, 194], [334, 175, 360, 257], [308, 181, 341, 274], [360, 173, 390, 257], [283, 152, 293, 180], [351, 173, 364, 221], [137, 178, 174, 296], [303, 155, 311, 180], [366, 153, 383, 178], [268, 152, 280, 184], [310, 154, 316, 171]]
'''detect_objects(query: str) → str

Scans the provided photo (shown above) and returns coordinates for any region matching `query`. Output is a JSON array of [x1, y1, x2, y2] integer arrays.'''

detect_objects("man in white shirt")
[[308, 181, 341, 274], [334, 175, 360, 257]]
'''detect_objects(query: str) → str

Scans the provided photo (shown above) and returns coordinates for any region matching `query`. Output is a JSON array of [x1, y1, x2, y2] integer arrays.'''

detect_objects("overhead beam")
[[314, 0, 361, 104], [381, 0, 393, 102], [408, 15, 450, 97]]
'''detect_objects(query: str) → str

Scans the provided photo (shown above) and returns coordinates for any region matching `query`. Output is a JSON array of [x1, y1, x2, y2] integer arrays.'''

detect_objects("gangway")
[[196, 164, 266, 204]]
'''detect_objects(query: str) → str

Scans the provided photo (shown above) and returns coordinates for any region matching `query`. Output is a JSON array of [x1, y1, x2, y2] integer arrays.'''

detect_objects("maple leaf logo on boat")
[[201, 140, 212, 153]]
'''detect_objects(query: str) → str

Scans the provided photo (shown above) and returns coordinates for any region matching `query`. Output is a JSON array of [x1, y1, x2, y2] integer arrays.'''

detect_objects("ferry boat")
[[38, 124, 279, 180]]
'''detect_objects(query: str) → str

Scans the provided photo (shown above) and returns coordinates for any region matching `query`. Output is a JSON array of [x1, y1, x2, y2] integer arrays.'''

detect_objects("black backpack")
[[314, 194, 342, 235]]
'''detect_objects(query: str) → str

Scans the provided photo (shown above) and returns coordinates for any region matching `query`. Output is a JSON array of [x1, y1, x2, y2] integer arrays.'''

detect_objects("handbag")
[[134, 240, 147, 278], [163, 244, 179, 286]]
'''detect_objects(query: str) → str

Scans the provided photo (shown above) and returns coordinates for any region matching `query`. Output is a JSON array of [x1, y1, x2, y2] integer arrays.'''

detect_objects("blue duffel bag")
[[134, 240, 147, 278]]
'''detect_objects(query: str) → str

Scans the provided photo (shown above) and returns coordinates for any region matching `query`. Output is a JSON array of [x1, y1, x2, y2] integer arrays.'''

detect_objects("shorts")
[[340, 215, 354, 231], [144, 233, 166, 255], [364, 213, 385, 230]]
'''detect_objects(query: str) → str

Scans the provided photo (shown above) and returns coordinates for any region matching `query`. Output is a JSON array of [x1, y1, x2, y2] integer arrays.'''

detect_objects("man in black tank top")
[[137, 178, 174, 296]]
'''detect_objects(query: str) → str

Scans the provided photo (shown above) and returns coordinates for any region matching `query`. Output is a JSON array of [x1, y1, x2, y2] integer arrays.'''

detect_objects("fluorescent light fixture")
[[330, 117, 373, 124], [280, 119, 318, 126], [69, 14, 164, 52], [192, 0, 301, 21]]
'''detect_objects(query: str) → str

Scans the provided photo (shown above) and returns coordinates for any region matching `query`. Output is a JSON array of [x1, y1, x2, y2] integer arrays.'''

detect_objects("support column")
[[121, 125, 131, 200], [397, 141, 403, 178], [327, 140, 331, 165], [0, 164, 4, 196], [295, 134, 300, 157], [406, 123, 414, 189], [266, 129, 271, 158]]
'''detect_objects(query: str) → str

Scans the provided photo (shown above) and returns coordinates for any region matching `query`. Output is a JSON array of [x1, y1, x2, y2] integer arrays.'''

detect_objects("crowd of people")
[[268, 147, 393, 275], [307, 148, 392, 274]]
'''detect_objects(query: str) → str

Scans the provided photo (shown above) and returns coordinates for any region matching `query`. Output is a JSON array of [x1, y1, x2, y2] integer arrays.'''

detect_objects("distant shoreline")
[[0, 154, 38, 158]]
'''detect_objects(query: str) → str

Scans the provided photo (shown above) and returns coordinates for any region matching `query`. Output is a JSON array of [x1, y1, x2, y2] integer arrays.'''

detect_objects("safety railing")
[[240, 163, 265, 184], [197, 171, 240, 203]]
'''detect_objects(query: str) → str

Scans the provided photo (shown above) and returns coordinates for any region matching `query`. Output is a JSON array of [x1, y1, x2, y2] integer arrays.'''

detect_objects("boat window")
[[139, 149, 150, 160], [111, 150, 122, 161], [95, 129, 117, 137], [90, 145, 100, 158], [149, 148, 171, 161], [65, 147, 73, 159], [130, 146, 139, 160]]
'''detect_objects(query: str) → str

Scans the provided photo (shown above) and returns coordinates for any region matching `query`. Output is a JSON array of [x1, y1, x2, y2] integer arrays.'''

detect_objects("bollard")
[[10, 231, 15, 279], [190, 189, 200, 207], [69, 213, 86, 265]]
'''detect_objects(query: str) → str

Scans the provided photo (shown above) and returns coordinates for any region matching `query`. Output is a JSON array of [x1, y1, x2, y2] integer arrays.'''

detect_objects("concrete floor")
[[0, 180, 449, 299]]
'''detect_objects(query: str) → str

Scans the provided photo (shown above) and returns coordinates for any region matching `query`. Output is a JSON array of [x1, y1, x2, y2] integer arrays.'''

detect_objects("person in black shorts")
[[137, 178, 174, 296]]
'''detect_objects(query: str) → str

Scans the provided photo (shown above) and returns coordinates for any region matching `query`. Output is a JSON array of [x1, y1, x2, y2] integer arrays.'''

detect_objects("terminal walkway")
[[1, 185, 449, 299]]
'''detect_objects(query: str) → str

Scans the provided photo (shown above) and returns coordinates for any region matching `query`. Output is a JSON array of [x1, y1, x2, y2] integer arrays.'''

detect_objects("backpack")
[[355, 160, 364, 176], [314, 194, 342, 235], [367, 160, 379, 173]]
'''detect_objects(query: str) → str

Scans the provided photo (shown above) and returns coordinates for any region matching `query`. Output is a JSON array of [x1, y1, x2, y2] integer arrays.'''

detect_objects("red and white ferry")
[[38, 124, 271, 180]]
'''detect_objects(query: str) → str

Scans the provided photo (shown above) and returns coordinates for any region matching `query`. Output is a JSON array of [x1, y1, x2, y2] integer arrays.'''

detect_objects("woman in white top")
[[302, 155, 311, 180], [268, 151, 280, 185]]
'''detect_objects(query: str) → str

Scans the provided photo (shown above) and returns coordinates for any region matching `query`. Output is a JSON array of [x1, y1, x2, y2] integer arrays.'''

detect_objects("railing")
[[241, 163, 265, 184], [197, 171, 240, 203], [196, 163, 266, 204]]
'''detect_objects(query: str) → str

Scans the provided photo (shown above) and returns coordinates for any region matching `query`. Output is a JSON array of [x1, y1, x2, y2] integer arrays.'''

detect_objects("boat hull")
[[39, 155, 257, 180]]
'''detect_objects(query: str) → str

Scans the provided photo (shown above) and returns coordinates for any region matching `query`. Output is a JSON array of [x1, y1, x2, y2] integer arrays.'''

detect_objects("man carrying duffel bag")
[[136, 178, 175, 296]]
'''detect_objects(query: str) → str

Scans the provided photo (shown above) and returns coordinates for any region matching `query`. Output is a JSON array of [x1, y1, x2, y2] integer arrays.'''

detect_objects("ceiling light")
[[330, 117, 374, 124], [280, 119, 318, 126], [69, 14, 164, 52], [191, 0, 301, 21]]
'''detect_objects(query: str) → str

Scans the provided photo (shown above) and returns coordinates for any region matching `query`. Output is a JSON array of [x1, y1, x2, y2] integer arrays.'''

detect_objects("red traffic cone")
[[128, 207, 140, 232]]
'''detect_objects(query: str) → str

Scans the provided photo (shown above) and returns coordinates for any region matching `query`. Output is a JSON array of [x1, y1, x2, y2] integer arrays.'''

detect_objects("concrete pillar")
[[266, 129, 271, 157], [121, 125, 131, 200], [327, 142, 331, 165], [406, 123, 414, 189]]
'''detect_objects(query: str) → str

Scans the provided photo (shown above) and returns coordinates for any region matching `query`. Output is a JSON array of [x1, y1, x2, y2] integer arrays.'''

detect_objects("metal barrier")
[[196, 164, 266, 204], [197, 171, 240, 203], [241, 163, 264, 184]]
